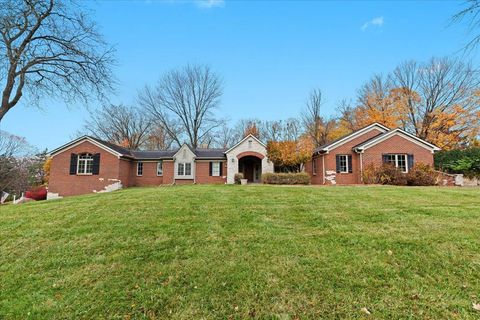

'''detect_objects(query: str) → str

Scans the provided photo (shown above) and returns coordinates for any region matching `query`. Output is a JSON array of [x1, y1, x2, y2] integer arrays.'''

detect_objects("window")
[[384, 154, 408, 173], [137, 162, 143, 176], [312, 158, 317, 175], [185, 163, 192, 176], [157, 161, 163, 176], [212, 162, 220, 176], [177, 162, 192, 176], [77, 153, 93, 174], [338, 155, 349, 173], [177, 163, 185, 175]]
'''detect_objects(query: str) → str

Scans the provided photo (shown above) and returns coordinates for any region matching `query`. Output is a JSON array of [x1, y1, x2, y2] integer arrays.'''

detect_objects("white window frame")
[[385, 154, 408, 173], [338, 155, 349, 173], [212, 162, 221, 177], [137, 162, 143, 176], [77, 153, 93, 175], [157, 161, 163, 176]]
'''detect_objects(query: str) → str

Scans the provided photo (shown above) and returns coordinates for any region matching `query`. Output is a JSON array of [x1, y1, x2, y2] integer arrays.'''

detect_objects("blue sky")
[[2, 0, 478, 151]]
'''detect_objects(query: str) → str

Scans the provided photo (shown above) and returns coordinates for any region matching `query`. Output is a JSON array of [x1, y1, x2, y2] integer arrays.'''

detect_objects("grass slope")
[[1, 185, 479, 319]]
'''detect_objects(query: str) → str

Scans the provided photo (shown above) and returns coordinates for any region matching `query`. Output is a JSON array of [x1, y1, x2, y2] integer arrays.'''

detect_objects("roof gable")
[[353, 128, 441, 153], [314, 123, 389, 154], [173, 143, 196, 159], [225, 134, 266, 154], [49, 136, 131, 158]]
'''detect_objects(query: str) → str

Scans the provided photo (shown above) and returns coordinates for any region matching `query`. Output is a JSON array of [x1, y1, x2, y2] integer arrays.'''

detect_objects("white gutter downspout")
[[359, 151, 363, 183], [322, 154, 326, 185]]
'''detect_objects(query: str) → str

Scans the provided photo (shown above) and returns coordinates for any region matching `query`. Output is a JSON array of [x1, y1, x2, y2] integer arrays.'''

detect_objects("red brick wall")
[[163, 161, 175, 184], [132, 161, 165, 186], [119, 159, 132, 187], [49, 141, 122, 197], [323, 128, 383, 184], [362, 134, 434, 168], [174, 179, 194, 185], [305, 155, 324, 185], [195, 161, 227, 184]]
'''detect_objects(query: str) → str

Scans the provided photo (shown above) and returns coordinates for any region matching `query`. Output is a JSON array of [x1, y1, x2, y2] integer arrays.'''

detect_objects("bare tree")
[[262, 120, 283, 142], [392, 57, 480, 146], [214, 122, 237, 148], [0, 130, 32, 194], [337, 99, 358, 131], [0, 0, 115, 121], [139, 65, 223, 149], [143, 125, 175, 150], [301, 89, 322, 147], [302, 89, 336, 147], [283, 118, 302, 141], [233, 118, 262, 140], [451, 0, 480, 51], [82, 104, 153, 150]]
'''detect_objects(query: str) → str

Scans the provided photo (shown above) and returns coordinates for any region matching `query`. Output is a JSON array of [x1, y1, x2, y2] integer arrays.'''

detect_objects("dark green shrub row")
[[363, 163, 439, 186], [434, 147, 480, 178], [262, 172, 310, 185]]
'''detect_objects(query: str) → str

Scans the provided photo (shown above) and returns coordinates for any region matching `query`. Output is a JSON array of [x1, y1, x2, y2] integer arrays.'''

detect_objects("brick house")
[[48, 123, 440, 197], [304, 123, 440, 185]]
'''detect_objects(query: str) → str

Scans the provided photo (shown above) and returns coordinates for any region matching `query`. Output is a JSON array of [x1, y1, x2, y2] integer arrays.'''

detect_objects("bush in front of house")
[[434, 147, 480, 178], [234, 173, 244, 184], [262, 172, 310, 185], [25, 185, 48, 200], [363, 164, 407, 185], [406, 163, 439, 186], [363, 163, 439, 186]]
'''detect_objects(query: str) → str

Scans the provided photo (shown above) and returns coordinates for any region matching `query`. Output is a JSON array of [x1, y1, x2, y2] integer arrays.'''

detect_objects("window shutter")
[[336, 155, 340, 173], [382, 154, 388, 164], [69, 153, 78, 175], [219, 162, 223, 176], [209, 162, 212, 176], [348, 155, 353, 173], [92, 153, 101, 175], [407, 154, 414, 170]]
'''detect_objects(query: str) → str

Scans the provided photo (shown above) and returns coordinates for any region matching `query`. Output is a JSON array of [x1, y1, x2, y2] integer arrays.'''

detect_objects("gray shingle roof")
[[132, 150, 177, 159], [194, 148, 227, 159], [88, 136, 134, 157]]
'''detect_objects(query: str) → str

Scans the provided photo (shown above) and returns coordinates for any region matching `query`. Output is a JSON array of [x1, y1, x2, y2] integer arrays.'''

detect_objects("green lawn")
[[1, 185, 479, 319]]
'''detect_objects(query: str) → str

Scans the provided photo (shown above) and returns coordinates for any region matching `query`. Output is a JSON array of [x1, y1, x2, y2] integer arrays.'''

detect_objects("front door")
[[239, 156, 262, 183], [243, 162, 254, 182]]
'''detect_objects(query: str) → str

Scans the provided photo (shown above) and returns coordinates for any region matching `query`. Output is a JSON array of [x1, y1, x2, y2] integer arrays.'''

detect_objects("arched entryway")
[[238, 155, 262, 183]]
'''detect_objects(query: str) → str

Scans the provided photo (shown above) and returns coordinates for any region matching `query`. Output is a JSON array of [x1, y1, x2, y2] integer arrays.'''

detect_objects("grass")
[[1, 185, 479, 319]]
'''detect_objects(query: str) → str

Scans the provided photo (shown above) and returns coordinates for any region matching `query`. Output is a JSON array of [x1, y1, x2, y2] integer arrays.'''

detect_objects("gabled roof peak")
[[314, 122, 389, 154], [224, 134, 266, 154]]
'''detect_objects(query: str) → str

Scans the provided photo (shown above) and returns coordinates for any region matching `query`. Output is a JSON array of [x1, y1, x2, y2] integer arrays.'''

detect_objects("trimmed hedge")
[[262, 172, 310, 185]]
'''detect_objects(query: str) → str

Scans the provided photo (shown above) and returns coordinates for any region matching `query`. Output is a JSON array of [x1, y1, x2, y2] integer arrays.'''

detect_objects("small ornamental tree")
[[266, 136, 313, 172]]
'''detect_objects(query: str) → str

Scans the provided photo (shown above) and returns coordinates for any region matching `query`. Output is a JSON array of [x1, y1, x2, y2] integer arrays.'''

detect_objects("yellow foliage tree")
[[266, 135, 313, 172], [43, 157, 52, 184]]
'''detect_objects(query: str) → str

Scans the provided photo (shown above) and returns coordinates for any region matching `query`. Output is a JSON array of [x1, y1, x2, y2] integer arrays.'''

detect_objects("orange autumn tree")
[[266, 135, 313, 172], [350, 58, 480, 149], [244, 122, 260, 138]]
